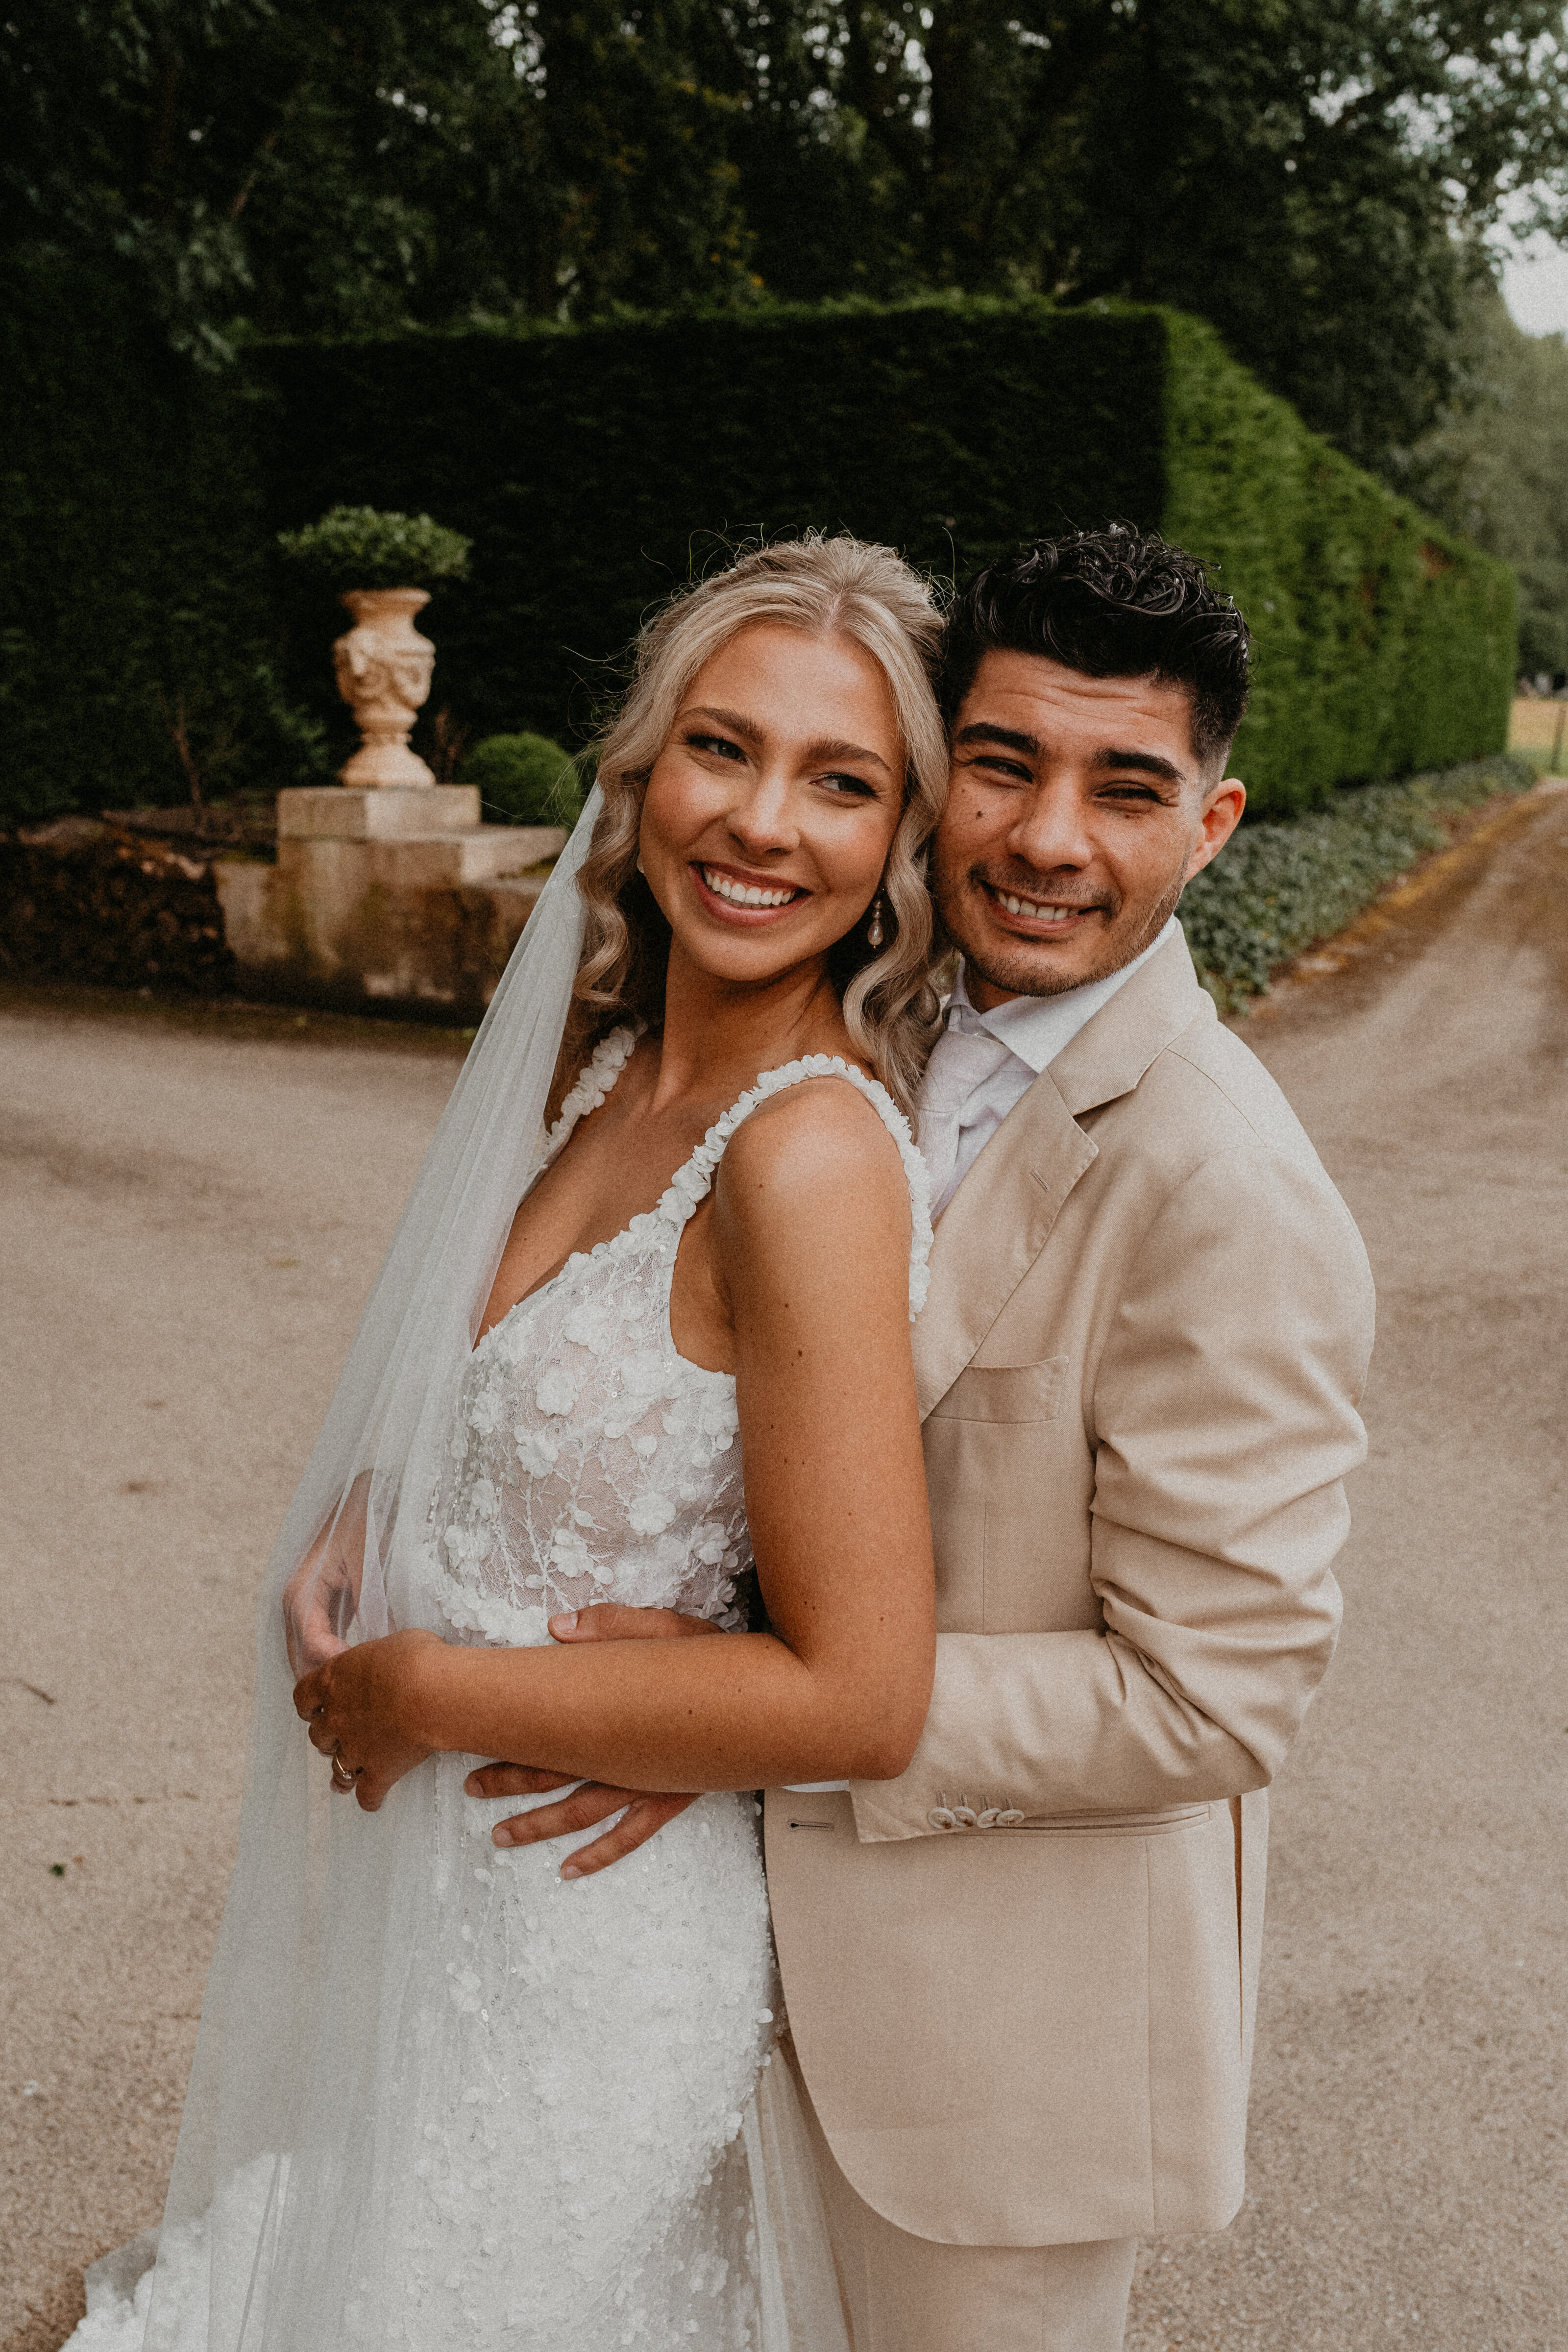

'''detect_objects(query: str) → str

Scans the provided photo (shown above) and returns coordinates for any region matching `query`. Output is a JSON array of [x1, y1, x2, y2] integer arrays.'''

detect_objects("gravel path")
[[1127, 786, 1568, 2352], [2, 790, 1564, 2350], [0, 1004, 465, 2352]]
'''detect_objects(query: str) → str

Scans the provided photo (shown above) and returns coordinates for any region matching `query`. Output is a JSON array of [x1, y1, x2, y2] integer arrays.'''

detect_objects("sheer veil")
[[127, 787, 848, 2351]]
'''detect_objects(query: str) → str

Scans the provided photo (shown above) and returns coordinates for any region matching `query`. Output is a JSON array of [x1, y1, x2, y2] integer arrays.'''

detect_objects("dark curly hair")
[[941, 525, 1251, 767]]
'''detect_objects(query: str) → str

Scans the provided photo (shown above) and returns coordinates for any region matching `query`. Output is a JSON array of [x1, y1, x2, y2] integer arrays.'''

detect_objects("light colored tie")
[[918, 1016, 1014, 1209]]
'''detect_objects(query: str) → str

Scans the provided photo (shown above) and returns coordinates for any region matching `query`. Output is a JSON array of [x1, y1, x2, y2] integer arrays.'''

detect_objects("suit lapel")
[[915, 1078, 1094, 1417], [913, 929, 1215, 1419], [1046, 925, 1215, 1119]]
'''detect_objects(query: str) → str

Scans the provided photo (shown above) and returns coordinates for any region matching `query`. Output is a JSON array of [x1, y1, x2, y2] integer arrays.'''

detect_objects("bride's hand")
[[294, 1628, 442, 1812], [466, 1606, 719, 1877], [282, 1552, 348, 1678], [283, 1478, 371, 1677]]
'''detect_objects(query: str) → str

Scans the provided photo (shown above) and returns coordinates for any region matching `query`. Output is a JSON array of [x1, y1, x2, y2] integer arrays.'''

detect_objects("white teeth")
[[999, 889, 1077, 923], [702, 866, 798, 909]]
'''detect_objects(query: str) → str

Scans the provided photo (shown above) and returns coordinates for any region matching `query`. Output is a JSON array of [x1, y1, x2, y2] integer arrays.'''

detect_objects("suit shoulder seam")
[[1158, 1038, 1278, 1152]]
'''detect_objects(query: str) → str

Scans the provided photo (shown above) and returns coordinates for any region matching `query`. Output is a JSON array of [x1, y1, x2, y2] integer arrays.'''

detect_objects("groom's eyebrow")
[[957, 723, 1183, 783], [955, 722, 1040, 756], [1093, 747, 1185, 783]]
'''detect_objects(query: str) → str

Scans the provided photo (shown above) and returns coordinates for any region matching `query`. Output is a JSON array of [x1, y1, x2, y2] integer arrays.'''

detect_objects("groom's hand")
[[466, 1605, 719, 1878]]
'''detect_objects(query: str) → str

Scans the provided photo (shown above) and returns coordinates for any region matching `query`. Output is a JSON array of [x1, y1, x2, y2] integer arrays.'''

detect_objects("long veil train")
[[75, 790, 850, 2352]]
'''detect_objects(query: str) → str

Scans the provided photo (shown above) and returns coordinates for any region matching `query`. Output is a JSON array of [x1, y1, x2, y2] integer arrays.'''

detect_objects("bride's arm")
[[295, 1085, 936, 1808]]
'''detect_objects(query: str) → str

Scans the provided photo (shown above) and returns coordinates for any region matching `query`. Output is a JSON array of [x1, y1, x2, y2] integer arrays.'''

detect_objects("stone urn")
[[333, 588, 437, 787]]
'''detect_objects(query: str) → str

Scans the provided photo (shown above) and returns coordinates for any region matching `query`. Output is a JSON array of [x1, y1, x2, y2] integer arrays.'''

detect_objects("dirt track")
[[2, 790, 1566, 2351], [1127, 786, 1568, 2352]]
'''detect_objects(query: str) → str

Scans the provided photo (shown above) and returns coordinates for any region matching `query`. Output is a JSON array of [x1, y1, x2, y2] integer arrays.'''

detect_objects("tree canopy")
[[6, 0, 1568, 480]]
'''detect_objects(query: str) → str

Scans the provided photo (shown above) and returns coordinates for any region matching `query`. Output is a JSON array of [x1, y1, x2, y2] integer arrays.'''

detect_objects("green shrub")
[[461, 733, 583, 827], [275, 505, 472, 591], [1178, 752, 1533, 1006]]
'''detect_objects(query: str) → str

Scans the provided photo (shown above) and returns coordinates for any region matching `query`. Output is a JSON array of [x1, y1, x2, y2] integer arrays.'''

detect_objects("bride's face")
[[638, 621, 906, 987]]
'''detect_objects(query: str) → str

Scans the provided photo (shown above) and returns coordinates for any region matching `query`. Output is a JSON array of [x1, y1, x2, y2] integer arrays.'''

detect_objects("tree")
[[1406, 283, 1568, 675], [732, 0, 1568, 480], [8, 0, 1568, 482], [0, 0, 756, 361]]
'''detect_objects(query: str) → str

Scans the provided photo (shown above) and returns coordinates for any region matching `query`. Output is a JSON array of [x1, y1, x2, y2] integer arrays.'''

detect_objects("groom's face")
[[932, 651, 1245, 1006]]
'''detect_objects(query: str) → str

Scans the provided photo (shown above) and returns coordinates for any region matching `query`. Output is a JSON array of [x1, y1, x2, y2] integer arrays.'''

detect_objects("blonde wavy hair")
[[555, 534, 949, 1121]]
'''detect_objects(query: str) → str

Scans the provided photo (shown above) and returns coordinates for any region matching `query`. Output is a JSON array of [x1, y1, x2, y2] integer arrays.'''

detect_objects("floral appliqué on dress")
[[422, 1026, 931, 1656]]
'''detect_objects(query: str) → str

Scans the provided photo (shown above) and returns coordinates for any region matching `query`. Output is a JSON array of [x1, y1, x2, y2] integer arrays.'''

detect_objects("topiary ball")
[[461, 734, 584, 828], [275, 505, 471, 592]]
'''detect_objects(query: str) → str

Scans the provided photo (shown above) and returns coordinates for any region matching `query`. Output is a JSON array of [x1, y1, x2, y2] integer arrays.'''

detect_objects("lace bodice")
[[423, 1028, 931, 1650]]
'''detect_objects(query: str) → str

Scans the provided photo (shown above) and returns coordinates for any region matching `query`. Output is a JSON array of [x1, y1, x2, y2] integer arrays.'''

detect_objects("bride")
[[77, 536, 948, 2352]]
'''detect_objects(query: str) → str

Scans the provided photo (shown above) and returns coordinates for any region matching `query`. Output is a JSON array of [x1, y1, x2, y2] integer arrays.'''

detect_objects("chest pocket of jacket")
[[927, 1355, 1069, 1424]]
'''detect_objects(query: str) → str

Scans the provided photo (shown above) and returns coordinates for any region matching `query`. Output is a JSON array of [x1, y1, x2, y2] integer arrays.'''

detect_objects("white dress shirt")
[[785, 918, 1180, 1794], [919, 917, 1181, 1219]]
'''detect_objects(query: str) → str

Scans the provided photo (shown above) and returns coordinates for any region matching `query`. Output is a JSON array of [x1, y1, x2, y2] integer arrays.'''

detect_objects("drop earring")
[[866, 893, 885, 950]]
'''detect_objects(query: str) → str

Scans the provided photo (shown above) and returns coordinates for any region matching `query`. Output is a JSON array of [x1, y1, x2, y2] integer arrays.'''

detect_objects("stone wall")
[[1, 792, 565, 1021]]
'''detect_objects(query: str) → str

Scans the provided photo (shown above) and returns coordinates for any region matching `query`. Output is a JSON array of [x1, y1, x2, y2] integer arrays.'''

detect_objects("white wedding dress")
[[73, 1029, 930, 2352]]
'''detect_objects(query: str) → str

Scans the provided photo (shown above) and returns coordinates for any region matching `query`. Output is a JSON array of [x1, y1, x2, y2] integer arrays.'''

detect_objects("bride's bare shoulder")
[[715, 1071, 912, 1230]]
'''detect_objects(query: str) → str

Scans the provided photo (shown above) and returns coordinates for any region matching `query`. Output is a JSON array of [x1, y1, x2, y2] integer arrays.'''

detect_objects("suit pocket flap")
[[927, 1356, 1069, 1423]]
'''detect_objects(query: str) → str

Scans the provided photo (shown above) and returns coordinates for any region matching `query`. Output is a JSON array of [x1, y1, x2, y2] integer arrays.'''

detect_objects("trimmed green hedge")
[[2, 284, 1515, 826], [1178, 752, 1533, 1005], [0, 258, 327, 824], [251, 302, 1513, 814], [248, 300, 1165, 784], [1162, 311, 1518, 804]]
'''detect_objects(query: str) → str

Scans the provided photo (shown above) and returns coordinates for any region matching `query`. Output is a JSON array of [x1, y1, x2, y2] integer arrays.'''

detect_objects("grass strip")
[[1178, 752, 1536, 1010]]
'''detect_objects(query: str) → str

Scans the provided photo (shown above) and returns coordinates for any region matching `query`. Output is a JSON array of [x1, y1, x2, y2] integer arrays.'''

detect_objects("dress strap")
[[657, 1057, 933, 1319], [539, 1025, 641, 1168]]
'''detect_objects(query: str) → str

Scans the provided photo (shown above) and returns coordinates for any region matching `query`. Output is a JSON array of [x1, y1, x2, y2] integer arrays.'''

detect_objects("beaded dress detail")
[[72, 1033, 930, 2352]]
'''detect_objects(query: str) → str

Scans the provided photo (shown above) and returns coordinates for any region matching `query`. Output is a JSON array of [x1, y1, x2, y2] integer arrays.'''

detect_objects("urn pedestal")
[[216, 789, 567, 1017]]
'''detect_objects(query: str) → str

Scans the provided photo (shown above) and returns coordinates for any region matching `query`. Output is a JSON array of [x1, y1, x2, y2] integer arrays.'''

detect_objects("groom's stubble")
[[942, 858, 1189, 1002]]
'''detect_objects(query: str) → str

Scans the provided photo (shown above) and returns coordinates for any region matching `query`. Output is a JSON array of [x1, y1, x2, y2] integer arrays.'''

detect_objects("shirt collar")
[[947, 916, 1183, 1075]]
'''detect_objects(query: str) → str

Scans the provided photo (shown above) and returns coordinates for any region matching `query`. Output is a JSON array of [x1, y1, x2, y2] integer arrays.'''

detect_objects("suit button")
[[951, 1806, 978, 1828], [976, 1809, 1001, 1829], [997, 1810, 1026, 1826], [927, 1808, 956, 1830]]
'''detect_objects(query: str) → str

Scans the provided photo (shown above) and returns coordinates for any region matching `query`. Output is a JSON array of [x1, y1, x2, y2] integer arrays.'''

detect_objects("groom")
[[475, 526, 1375, 2349]]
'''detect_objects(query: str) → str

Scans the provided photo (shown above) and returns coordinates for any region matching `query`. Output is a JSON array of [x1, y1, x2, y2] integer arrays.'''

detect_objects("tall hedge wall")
[[249, 300, 1165, 783], [0, 257, 321, 824], [2, 288, 1514, 826], [1160, 309, 1517, 797]]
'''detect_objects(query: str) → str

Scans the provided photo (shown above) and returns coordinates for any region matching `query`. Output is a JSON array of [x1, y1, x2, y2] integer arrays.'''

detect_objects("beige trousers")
[[786, 2044, 1137, 2352]]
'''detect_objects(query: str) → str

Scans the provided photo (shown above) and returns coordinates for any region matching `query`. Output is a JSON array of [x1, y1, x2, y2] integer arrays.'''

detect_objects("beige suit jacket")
[[764, 931, 1375, 2247]]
